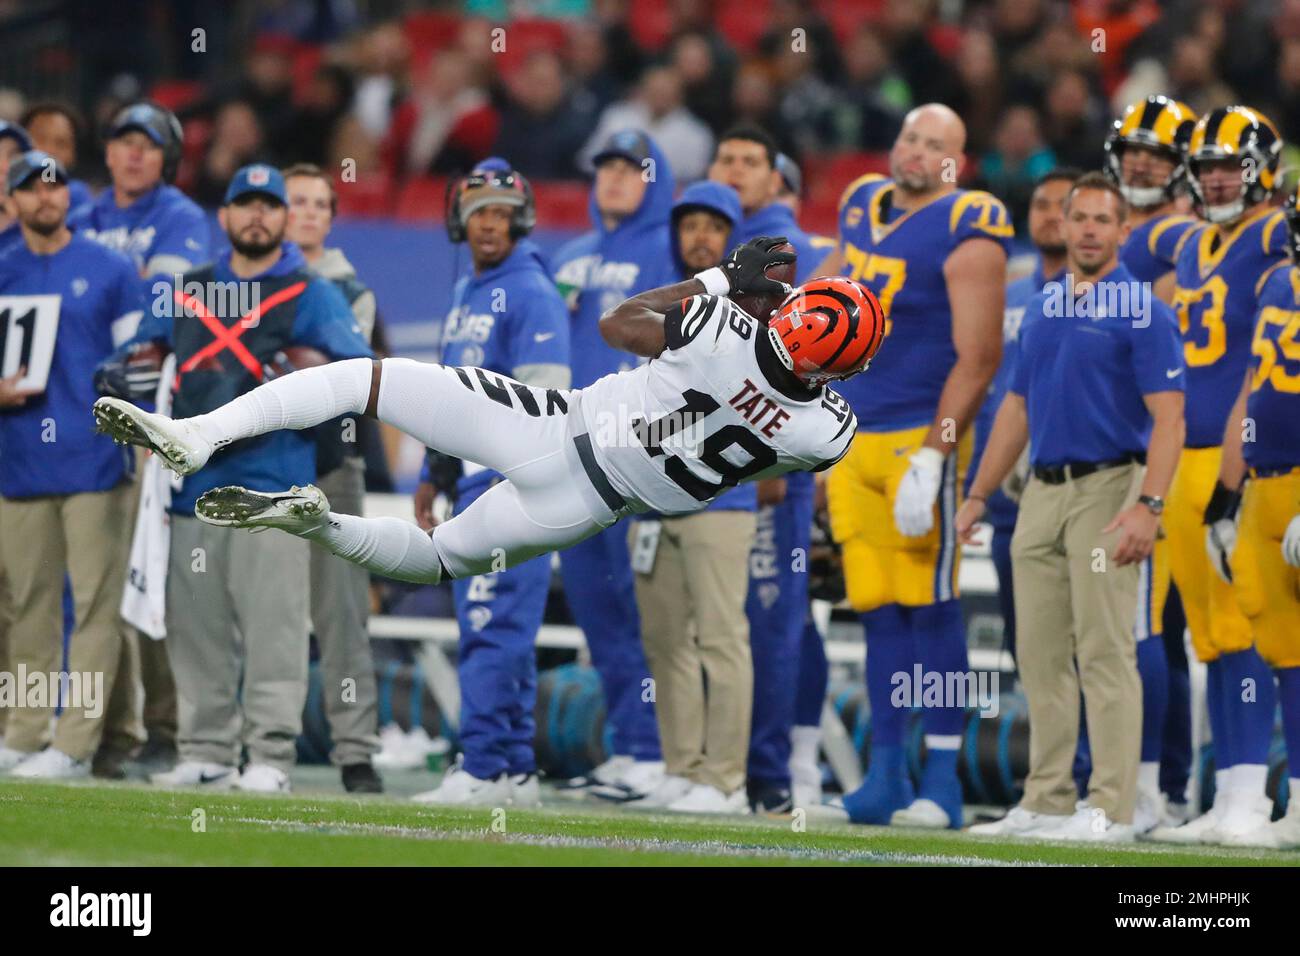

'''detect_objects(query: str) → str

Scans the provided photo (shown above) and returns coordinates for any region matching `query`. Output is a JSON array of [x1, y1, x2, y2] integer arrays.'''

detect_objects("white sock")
[[303, 512, 444, 584], [1290, 779, 1300, 818], [187, 357, 373, 446], [1138, 762, 1159, 792], [790, 725, 820, 767], [1230, 762, 1267, 795]]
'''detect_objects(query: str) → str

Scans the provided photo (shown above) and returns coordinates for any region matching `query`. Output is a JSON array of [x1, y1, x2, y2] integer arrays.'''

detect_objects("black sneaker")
[[342, 762, 384, 793], [121, 737, 178, 780], [748, 783, 794, 815], [91, 749, 128, 780]]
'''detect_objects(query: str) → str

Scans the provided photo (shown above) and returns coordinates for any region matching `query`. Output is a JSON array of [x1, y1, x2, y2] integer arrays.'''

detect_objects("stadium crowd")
[[0, 0, 1299, 848]]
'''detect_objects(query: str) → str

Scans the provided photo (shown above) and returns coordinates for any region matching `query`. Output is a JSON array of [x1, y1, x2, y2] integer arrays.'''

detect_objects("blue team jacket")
[[0, 234, 144, 498]]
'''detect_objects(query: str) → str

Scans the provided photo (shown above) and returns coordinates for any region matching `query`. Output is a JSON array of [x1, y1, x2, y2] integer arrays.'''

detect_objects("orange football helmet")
[[768, 276, 885, 386]]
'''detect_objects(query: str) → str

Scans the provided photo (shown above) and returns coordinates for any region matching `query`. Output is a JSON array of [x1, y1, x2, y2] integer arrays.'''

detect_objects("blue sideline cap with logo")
[[593, 129, 652, 168], [224, 163, 287, 205], [7, 149, 68, 194]]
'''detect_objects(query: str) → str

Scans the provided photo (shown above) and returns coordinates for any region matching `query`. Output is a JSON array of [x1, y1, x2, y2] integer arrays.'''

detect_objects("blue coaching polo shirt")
[[1010, 263, 1185, 468]]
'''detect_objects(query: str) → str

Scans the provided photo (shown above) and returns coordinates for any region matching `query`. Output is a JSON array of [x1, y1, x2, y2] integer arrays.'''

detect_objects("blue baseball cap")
[[775, 153, 802, 197], [593, 129, 652, 168], [6, 149, 68, 195], [223, 163, 287, 206], [0, 121, 33, 153]]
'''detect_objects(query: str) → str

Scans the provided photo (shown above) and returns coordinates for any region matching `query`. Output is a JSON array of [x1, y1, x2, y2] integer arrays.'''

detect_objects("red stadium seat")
[[335, 170, 394, 218], [821, 0, 882, 44], [628, 0, 673, 50], [393, 176, 451, 223], [531, 181, 591, 230], [803, 151, 890, 209], [149, 80, 204, 114], [403, 10, 461, 54], [495, 19, 573, 78], [716, 0, 771, 53]]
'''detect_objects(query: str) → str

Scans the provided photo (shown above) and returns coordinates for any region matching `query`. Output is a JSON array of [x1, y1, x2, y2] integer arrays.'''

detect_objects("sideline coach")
[[957, 172, 1185, 839]]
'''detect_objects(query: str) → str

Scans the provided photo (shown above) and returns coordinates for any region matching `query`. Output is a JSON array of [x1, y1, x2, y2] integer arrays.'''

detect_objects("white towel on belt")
[[120, 354, 179, 639]]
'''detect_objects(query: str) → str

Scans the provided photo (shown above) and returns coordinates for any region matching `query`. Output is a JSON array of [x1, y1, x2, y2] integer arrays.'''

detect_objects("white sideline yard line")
[[222, 815, 1051, 866]]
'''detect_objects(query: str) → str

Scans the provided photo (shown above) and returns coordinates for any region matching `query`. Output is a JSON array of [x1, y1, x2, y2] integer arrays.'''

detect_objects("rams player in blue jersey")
[[1105, 96, 1201, 302], [821, 104, 1012, 828], [1152, 106, 1290, 844], [1208, 185, 1300, 849]]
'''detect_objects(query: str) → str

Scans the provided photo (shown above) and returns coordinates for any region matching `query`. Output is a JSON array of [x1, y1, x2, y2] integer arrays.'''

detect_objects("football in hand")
[[730, 241, 796, 322], [265, 345, 331, 378]]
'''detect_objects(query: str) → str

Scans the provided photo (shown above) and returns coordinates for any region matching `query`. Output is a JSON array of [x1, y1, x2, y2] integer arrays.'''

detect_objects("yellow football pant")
[[827, 425, 969, 612], [1165, 446, 1254, 662], [1232, 470, 1300, 668]]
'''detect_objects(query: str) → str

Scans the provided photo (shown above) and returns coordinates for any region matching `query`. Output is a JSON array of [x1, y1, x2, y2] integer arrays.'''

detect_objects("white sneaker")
[[558, 755, 634, 797], [373, 725, 448, 770], [790, 760, 822, 810], [1042, 803, 1136, 843], [1223, 801, 1300, 849], [9, 747, 89, 779], [194, 484, 328, 534], [891, 798, 954, 829], [1149, 798, 1226, 844], [93, 397, 215, 476], [591, 760, 665, 801], [509, 772, 541, 808], [0, 745, 33, 771], [151, 760, 239, 788], [968, 804, 1070, 836], [629, 773, 694, 808], [665, 783, 751, 815], [372, 723, 412, 769], [1133, 785, 1167, 836], [1212, 790, 1274, 843], [235, 763, 291, 793], [413, 758, 511, 806], [803, 798, 850, 821]]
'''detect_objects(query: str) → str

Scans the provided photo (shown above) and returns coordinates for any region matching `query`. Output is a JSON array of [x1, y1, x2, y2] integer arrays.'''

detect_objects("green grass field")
[[3, 778, 1298, 866]]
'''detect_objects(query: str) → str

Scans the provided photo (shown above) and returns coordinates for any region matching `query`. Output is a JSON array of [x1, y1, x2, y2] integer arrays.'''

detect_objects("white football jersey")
[[575, 294, 857, 515]]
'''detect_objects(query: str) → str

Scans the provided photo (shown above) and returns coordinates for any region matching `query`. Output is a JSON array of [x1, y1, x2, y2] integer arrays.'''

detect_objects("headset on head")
[[444, 166, 536, 243], [107, 102, 184, 183]]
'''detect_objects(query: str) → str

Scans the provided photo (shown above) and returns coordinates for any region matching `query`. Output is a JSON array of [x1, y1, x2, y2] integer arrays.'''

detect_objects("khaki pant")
[[99, 448, 176, 753], [166, 515, 309, 771], [0, 482, 135, 760], [0, 505, 10, 738], [631, 510, 757, 794], [1012, 464, 1143, 824], [310, 460, 380, 766]]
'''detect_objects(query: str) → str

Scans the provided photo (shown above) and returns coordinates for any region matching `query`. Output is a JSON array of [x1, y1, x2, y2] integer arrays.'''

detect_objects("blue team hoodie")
[[667, 180, 757, 514], [732, 202, 825, 284], [72, 181, 211, 276], [437, 237, 571, 497], [551, 132, 677, 389]]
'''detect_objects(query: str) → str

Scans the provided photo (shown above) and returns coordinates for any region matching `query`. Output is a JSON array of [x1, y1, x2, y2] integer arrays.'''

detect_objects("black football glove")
[[720, 236, 796, 297], [93, 353, 162, 400], [1203, 480, 1243, 584]]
